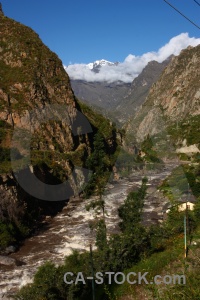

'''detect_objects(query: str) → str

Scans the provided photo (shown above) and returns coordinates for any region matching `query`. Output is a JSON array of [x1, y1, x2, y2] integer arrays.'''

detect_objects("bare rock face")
[[0, 16, 81, 153], [126, 45, 200, 143]]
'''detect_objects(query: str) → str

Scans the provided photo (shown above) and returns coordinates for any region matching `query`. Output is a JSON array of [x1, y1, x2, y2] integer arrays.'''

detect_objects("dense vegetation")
[[167, 115, 200, 149]]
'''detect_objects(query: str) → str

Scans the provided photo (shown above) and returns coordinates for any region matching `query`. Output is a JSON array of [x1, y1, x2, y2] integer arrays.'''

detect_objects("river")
[[0, 163, 177, 299]]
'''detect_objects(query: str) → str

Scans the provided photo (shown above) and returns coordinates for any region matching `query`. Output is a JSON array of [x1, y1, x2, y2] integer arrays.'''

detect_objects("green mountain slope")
[[0, 13, 119, 250]]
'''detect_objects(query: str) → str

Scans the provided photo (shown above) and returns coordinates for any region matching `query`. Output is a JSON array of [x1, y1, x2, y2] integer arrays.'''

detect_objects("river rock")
[[4, 245, 17, 254], [0, 255, 17, 266], [0, 255, 24, 266]]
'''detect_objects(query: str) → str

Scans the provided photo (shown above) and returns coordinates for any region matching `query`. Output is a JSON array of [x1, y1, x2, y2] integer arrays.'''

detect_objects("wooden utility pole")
[[90, 244, 95, 300], [184, 214, 187, 258], [187, 183, 190, 235], [184, 185, 190, 258]]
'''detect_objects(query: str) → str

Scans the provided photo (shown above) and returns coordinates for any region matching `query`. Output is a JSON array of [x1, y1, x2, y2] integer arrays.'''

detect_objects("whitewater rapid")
[[0, 165, 175, 299]]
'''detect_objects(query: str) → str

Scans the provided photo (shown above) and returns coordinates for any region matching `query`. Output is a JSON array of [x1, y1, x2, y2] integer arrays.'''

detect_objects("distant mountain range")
[[70, 57, 172, 124], [70, 79, 130, 111]]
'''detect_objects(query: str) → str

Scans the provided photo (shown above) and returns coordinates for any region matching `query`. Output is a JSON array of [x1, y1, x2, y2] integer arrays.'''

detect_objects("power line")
[[163, 0, 200, 30], [193, 0, 200, 7]]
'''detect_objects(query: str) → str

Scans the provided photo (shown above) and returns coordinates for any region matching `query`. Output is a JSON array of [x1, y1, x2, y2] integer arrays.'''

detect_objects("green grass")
[[110, 225, 200, 300]]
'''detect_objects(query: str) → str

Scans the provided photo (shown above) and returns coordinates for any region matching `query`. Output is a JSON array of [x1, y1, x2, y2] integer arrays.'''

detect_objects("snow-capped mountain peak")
[[87, 59, 116, 70]]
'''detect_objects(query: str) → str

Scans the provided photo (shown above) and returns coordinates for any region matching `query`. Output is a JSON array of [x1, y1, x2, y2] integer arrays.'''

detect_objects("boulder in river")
[[4, 245, 17, 255], [0, 255, 24, 266]]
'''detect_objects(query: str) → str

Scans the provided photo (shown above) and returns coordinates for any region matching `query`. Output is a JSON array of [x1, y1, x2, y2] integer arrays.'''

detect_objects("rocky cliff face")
[[126, 45, 200, 151], [0, 14, 91, 199], [0, 15, 78, 144], [0, 13, 119, 250]]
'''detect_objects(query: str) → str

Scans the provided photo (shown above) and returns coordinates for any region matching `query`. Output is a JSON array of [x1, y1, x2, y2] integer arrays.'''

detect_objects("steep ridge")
[[0, 13, 119, 251], [116, 57, 172, 123]]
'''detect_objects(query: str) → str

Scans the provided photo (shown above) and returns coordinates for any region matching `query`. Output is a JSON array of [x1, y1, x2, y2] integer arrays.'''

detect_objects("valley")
[[0, 4, 200, 300]]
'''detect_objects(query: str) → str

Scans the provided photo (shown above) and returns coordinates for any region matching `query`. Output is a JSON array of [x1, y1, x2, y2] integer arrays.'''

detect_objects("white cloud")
[[65, 33, 200, 83]]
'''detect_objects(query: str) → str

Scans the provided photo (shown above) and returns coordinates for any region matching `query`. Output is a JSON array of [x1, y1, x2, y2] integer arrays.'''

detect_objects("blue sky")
[[2, 0, 200, 66]]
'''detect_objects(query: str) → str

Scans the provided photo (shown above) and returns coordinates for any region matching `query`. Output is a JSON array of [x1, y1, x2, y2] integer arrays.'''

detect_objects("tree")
[[102, 177, 151, 270], [84, 132, 110, 197], [85, 199, 105, 218], [118, 177, 148, 232], [95, 219, 107, 251], [194, 197, 200, 223]]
